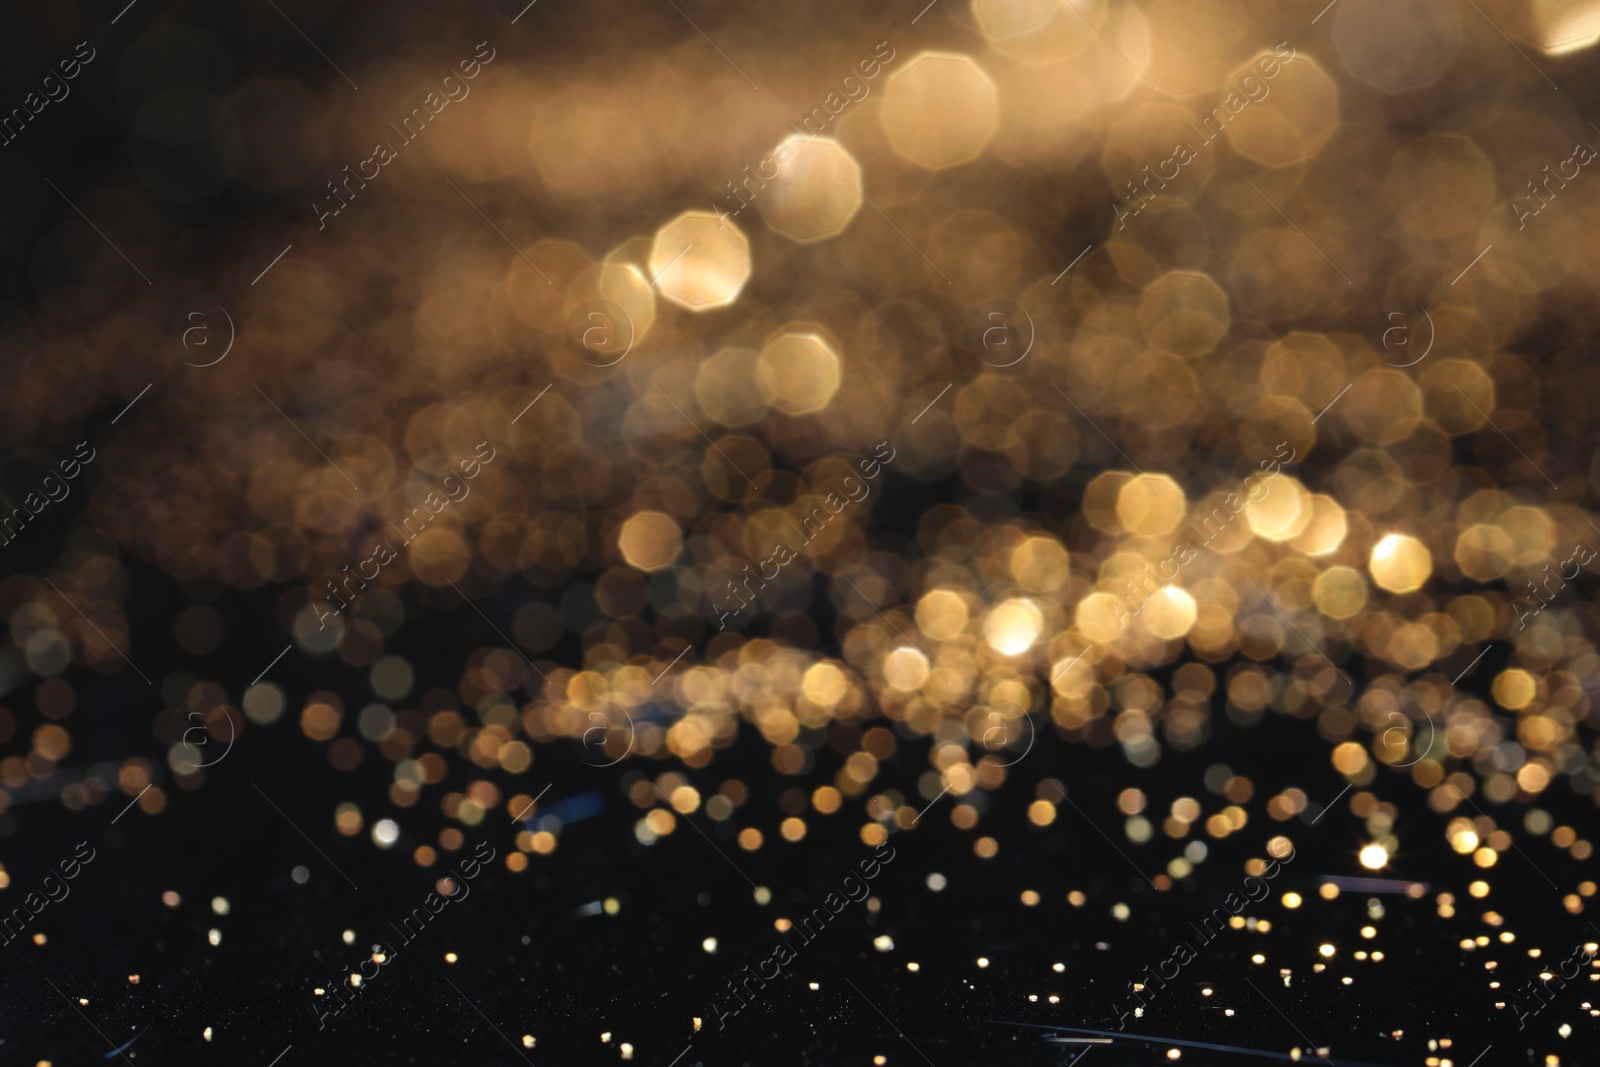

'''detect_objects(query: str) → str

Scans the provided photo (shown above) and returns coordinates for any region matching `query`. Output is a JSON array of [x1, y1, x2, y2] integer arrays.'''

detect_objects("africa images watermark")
[[0, 40, 96, 148], [311, 441, 497, 629], [312, 839, 497, 1029], [314, 41, 498, 230], [0, 841, 97, 948], [0, 441, 97, 549], [1510, 140, 1596, 231], [712, 40, 897, 229], [1100, 441, 1297, 635], [1500, 936, 1598, 1029], [1511, 539, 1594, 631], [713, 440, 898, 630], [703, 839, 897, 1031], [1114, 42, 1298, 230]]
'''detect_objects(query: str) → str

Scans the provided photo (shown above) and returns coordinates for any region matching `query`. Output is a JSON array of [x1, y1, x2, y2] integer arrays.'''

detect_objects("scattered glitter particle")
[[873, 935, 894, 952], [203, 1027, 212, 1042], [926, 873, 947, 892], [208, 928, 221, 946], [211, 896, 230, 916], [702, 938, 718, 954], [620, 1042, 634, 1060], [161, 891, 181, 908], [523, 1035, 537, 1048], [445, 952, 457, 964]]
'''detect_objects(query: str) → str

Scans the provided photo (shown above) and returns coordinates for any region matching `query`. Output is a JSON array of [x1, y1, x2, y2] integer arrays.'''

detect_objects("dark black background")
[[3, 2, 1600, 1065]]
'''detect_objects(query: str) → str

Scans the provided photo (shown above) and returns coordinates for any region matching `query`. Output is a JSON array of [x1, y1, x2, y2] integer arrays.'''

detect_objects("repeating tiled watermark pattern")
[[178, 705, 237, 769], [314, 43, 497, 230], [0, 41, 96, 148], [1114, 43, 1298, 231], [180, 307, 237, 367], [1380, 308, 1435, 367], [0, 842, 96, 948], [310, 443, 497, 629], [1510, 540, 1595, 631], [966, 300, 1035, 367], [702, 841, 898, 1031], [312, 840, 497, 1029], [1099, 442, 1297, 635], [713, 441, 897, 630], [712, 42, 897, 229], [578, 706, 636, 766], [0, 441, 97, 549], [1501, 937, 1598, 1029], [564, 300, 635, 366], [1510, 140, 1596, 230]]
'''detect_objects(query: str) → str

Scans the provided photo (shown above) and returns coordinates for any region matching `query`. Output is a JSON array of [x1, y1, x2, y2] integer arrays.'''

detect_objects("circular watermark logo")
[[181, 307, 235, 368], [967, 299, 1035, 368], [578, 708, 636, 768], [979, 710, 1036, 768], [565, 300, 635, 368], [1380, 308, 1434, 368]]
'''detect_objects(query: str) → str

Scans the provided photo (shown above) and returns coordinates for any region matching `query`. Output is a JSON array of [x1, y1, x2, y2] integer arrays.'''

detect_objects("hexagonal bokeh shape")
[[758, 136, 864, 243], [1142, 0, 1253, 97], [618, 511, 682, 571], [1383, 134, 1495, 238], [648, 211, 751, 312], [757, 329, 842, 416], [1138, 270, 1230, 355], [1221, 53, 1339, 167], [973, 0, 1060, 41], [972, 0, 1104, 66], [695, 347, 771, 427], [879, 52, 1000, 170], [1331, 0, 1462, 93]]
